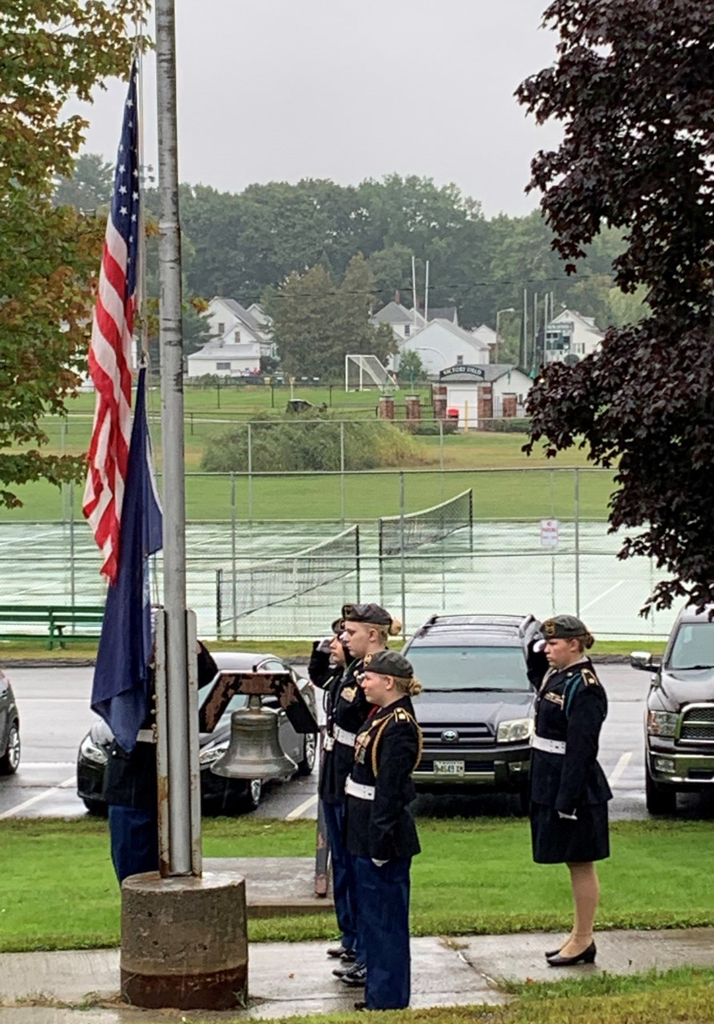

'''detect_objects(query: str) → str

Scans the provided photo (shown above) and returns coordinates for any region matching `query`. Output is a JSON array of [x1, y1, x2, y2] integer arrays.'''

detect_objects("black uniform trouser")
[[108, 804, 158, 883], [323, 799, 362, 959], [354, 856, 411, 1010]]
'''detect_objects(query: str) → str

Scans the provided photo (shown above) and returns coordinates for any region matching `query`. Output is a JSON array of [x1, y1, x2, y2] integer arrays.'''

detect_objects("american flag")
[[83, 61, 140, 582]]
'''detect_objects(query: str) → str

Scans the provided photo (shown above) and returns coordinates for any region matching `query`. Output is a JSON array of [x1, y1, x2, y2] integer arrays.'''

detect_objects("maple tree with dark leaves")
[[517, 0, 714, 613]]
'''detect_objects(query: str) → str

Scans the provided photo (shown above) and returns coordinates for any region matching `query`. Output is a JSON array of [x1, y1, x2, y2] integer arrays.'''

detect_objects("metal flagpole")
[[155, 0, 200, 876]]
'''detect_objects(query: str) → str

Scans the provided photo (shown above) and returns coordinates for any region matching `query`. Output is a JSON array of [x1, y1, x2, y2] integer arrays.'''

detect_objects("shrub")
[[483, 417, 532, 434], [200, 410, 428, 472]]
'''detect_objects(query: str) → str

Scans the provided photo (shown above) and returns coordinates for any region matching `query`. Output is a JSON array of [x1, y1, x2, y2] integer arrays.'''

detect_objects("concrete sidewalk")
[[1, 929, 713, 1023]]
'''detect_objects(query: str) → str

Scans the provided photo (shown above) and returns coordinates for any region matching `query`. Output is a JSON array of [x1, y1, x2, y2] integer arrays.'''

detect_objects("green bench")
[[0, 604, 106, 649]]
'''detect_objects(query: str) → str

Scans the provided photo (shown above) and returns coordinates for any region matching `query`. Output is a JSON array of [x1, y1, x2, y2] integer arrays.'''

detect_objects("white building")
[[205, 296, 275, 359], [186, 338, 261, 378], [397, 319, 491, 374], [544, 308, 605, 363], [437, 364, 533, 428]]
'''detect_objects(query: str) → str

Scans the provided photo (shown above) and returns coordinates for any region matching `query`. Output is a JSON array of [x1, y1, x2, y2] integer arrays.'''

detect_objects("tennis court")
[[0, 509, 675, 641]]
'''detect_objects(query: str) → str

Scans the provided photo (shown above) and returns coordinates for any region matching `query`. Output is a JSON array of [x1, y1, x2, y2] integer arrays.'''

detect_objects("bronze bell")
[[211, 695, 297, 780]]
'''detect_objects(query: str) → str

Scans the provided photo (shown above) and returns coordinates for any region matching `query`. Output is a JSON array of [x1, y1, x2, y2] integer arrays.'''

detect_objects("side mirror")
[[630, 651, 662, 672]]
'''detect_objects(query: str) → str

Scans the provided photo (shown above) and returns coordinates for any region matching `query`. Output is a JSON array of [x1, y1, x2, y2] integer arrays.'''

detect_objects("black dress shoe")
[[327, 943, 353, 959], [339, 963, 367, 987], [547, 941, 596, 967], [354, 1001, 367, 1011], [332, 960, 359, 978]]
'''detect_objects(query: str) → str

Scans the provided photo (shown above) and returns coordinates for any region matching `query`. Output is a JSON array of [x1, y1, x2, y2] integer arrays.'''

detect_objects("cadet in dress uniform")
[[344, 650, 422, 1011], [309, 616, 363, 965], [529, 615, 612, 967], [104, 640, 218, 883]]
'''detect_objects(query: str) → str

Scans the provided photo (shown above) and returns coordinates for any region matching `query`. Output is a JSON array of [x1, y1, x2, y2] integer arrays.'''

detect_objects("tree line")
[[56, 159, 647, 368]]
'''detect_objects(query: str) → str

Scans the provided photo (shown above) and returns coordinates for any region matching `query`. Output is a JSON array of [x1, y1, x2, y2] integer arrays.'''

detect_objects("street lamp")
[[495, 307, 516, 364]]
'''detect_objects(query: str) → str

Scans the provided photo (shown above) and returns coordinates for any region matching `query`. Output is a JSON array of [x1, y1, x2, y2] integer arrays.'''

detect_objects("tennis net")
[[378, 488, 473, 557], [216, 525, 360, 634]]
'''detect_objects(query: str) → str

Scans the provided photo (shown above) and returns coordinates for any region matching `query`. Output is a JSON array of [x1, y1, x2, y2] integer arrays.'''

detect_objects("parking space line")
[[608, 751, 633, 786], [285, 793, 318, 821], [20, 761, 75, 769], [0, 776, 75, 819]]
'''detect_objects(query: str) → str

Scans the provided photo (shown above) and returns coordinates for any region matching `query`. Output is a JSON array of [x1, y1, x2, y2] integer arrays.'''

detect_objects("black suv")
[[632, 604, 714, 815], [403, 614, 546, 808], [0, 668, 20, 776]]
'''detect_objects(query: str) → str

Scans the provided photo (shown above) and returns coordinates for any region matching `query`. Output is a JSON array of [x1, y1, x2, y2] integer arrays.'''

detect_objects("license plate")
[[433, 760, 465, 776]]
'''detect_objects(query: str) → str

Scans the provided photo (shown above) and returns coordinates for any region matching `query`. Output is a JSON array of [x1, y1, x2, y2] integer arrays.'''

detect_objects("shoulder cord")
[[563, 671, 583, 718], [371, 710, 424, 776]]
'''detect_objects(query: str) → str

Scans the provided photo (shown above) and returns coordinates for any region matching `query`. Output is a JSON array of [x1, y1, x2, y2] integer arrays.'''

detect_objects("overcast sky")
[[70, 0, 563, 218]]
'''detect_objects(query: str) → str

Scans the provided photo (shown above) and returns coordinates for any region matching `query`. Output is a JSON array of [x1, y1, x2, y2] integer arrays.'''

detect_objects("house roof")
[[429, 319, 491, 352], [439, 363, 531, 383], [188, 339, 261, 360], [212, 296, 261, 335], [372, 301, 420, 326], [424, 306, 457, 323]]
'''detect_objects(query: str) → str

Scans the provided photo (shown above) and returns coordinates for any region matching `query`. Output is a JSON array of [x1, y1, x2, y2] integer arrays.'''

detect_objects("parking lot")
[[5, 661, 708, 823]]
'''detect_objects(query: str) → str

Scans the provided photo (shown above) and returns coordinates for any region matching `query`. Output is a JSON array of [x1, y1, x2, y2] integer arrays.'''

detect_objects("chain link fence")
[[0, 467, 675, 642]]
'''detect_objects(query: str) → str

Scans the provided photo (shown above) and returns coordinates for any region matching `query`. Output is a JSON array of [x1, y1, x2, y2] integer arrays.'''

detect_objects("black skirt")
[[530, 802, 610, 864]]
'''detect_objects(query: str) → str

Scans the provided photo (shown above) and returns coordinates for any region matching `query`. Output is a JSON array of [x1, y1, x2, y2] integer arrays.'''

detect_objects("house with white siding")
[[396, 319, 491, 374]]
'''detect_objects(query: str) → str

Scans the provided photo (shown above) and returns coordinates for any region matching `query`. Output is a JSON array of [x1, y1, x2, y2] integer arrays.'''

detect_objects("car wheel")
[[0, 722, 20, 775], [296, 733, 317, 776], [645, 767, 677, 815], [83, 797, 109, 817], [236, 778, 262, 813]]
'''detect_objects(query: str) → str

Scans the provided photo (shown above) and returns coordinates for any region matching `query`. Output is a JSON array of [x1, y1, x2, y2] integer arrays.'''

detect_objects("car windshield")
[[408, 645, 531, 692], [667, 623, 714, 670]]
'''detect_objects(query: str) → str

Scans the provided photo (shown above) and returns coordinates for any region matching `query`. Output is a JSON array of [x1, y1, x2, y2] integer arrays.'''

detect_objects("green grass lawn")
[[0, 637, 662, 662], [0, 817, 712, 954]]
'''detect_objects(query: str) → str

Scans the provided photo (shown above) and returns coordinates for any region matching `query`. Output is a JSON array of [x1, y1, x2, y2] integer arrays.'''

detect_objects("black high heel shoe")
[[547, 941, 596, 967], [544, 947, 562, 959]]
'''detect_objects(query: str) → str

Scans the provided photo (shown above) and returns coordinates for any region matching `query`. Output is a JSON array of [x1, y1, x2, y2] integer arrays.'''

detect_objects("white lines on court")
[[20, 761, 75, 769], [580, 579, 626, 614], [285, 793, 318, 821], [0, 776, 75, 819], [608, 752, 633, 786]]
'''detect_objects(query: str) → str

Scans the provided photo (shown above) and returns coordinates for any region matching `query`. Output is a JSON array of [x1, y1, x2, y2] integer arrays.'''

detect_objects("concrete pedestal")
[[120, 869, 247, 1010]]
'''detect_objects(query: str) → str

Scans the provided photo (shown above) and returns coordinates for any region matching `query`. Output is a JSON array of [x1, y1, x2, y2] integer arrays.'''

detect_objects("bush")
[[200, 410, 429, 472], [483, 417, 532, 434]]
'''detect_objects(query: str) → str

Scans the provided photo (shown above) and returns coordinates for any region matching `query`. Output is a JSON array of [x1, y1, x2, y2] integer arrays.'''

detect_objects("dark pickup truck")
[[403, 613, 547, 810], [632, 603, 714, 815]]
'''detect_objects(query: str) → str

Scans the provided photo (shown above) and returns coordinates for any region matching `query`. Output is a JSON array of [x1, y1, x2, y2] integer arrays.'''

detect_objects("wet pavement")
[[0, 663, 666, 823], [1, 928, 714, 1022]]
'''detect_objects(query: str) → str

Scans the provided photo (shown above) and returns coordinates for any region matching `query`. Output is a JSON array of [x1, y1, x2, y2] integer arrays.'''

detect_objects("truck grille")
[[680, 705, 714, 743], [420, 723, 493, 747]]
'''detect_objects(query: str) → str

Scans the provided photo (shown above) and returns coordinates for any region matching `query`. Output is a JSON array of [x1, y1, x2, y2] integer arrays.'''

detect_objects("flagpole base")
[[120, 870, 248, 1010]]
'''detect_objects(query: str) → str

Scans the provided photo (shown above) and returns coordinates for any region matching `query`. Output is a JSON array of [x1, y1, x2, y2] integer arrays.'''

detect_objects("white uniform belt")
[[532, 735, 566, 755], [136, 729, 156, 744], [345, 777, 376, 801], [334, 725, 357, 747]]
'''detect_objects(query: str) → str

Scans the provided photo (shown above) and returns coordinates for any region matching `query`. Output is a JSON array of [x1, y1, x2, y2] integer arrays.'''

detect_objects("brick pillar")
[[378, 396, 395, 420]]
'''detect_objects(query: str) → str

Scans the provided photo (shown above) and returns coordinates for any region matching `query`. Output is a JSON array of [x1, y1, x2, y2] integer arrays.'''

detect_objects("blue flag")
[[91, 368, 163, 751]]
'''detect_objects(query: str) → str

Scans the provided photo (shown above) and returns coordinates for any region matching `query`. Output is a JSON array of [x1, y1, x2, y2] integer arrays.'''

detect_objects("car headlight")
[[647, 711, 678, 737], [497, 718, 534, 744], [199, 740, 229, 765], [80, 734, 108, 766]]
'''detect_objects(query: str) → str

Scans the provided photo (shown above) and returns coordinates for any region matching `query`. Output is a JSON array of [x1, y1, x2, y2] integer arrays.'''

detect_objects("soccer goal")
[[345, 353, 395, 392]]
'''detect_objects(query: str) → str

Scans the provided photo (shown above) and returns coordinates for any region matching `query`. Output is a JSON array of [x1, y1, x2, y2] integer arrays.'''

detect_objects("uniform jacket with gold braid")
[[311, 651, 371, 805], [344, 694, 422, 861], [530, 658, 612, 815]]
